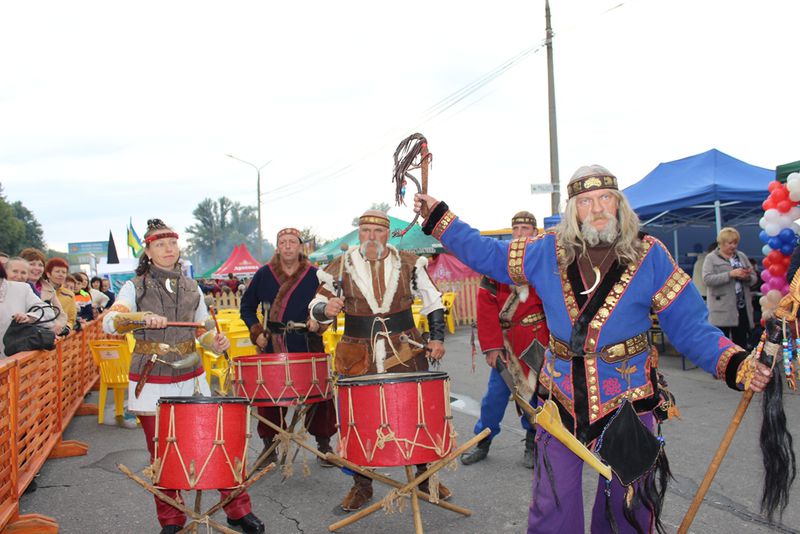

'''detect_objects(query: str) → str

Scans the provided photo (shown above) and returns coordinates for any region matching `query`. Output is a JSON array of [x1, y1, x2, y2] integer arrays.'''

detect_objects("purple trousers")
[[527, 414, 655, 534]]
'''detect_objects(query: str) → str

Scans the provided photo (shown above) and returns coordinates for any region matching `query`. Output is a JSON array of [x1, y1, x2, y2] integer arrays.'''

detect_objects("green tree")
[[351, 202, 392, 226], [11, 201, 45, 251], [185, 196, 271, 273], [0, 183, 45, 254]]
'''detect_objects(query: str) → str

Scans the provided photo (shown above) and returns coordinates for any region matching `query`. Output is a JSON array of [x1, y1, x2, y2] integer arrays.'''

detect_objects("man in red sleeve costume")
[[460, 211, 550, 468]]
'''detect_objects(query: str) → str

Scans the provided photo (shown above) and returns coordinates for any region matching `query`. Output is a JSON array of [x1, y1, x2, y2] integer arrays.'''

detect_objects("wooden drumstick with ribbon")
[[332, 243, 348, 333], [208, 305, 233, 393]]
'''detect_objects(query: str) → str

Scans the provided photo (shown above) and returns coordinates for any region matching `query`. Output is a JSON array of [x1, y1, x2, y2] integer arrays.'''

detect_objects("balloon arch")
[[758, 173, 800, 317]]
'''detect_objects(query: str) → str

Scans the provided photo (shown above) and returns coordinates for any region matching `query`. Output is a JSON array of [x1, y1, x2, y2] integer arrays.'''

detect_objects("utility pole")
[[226, 155, 271, 260], [545, 0, 561, 216]]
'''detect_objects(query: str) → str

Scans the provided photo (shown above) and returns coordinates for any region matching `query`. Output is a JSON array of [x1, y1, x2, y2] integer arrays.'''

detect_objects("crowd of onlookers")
[[0, 249, 116, 357]]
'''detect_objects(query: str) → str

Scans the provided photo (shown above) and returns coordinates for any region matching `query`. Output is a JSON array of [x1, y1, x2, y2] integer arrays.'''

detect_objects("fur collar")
[[345, 244, 401, 314], [268, 254, 310, 322]]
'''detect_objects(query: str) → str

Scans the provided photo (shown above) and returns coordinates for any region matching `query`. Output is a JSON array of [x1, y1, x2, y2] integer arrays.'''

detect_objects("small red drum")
[[231, 352, 332, 407], [336, 371, 455, 467], [154, 397, 250, 490]]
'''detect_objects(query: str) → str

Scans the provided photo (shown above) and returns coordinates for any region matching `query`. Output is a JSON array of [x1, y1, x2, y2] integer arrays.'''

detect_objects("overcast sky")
[[1, 0, 798, 255]]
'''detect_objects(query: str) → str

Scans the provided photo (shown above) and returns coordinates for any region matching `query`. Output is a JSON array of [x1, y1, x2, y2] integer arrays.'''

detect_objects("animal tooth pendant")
[[580, 267, 601, 295], [165, 278, 174, 293]]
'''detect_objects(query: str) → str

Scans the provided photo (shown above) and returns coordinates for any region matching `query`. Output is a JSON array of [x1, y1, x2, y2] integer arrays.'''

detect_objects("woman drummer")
[[103, 219, 265, 534]]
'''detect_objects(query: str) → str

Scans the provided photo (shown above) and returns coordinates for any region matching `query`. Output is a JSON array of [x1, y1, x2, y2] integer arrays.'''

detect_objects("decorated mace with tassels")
[[392, 133, 432, 237]]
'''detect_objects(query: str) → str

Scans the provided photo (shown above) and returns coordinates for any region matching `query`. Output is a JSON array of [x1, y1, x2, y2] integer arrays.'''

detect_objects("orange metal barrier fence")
[[0, 317, 119, 533]]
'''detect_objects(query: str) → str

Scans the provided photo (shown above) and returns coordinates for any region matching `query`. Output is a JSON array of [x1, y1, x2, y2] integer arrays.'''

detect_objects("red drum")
[[336, 371, 455, 467], [231, 352, 332, 407], [154, 397, 250, 490]]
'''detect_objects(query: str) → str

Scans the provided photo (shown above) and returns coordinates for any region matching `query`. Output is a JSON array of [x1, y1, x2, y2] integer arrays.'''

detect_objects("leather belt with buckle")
[[549, 333, 649, 363], [134, 339, 196, 356]]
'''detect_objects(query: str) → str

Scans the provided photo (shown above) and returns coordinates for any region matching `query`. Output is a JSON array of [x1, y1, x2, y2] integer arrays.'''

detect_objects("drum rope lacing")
[[154, 404, 246, 488], [339, 380, 457, 463], [232, 356, 331, 405]]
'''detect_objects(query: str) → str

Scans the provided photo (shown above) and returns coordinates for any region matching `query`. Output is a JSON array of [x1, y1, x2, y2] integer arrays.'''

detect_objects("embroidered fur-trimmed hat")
[[567, 165, 619, 199], [277, 227, 302, 243], [511, 211, 537, 228], [358, 209, 390, 229]]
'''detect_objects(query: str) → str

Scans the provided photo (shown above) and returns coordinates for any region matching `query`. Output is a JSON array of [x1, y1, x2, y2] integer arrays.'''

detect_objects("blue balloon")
[[779, 228, 796, 241], [759, 230, 770, 244], [781, 243, 795, 255], [769, 236, 782, 249], [763, 244, 772, 256]]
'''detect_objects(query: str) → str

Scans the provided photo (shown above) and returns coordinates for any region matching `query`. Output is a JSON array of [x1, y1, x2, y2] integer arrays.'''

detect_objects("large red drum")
[[154, 397, 250, 490], [231, 352, 332, 407], [336, 371, 455, 467]]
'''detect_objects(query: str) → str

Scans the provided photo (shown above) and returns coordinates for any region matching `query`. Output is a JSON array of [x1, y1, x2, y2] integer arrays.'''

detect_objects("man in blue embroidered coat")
[[414, 165, 774, 534], [240, 227, 337, 466]]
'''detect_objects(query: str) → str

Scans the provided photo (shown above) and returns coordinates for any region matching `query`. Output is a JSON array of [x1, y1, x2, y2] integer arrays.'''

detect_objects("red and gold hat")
[[277, 227, 302, 243], [511, 211, 536, 227], [358, 209, 390, 229], [567, 165, 618, 199]]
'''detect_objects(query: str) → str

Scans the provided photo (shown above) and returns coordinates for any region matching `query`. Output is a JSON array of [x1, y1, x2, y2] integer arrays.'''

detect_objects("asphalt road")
[[20, 328, 800, 533]]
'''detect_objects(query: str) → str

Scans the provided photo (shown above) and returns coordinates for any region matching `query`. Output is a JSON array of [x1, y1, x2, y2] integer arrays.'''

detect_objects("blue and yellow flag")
[[127, 219, 144, 258]]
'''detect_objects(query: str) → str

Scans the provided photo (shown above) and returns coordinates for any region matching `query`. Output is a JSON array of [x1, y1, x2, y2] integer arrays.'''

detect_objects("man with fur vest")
[[309, 209, 448, 512]]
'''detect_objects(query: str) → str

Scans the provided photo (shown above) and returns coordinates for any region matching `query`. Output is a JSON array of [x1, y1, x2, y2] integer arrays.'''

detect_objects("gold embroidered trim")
[[716, 345, 743, 379], [538, 371, 574, 413], [567, 174, 618, 199], [507, 237, 530, 285], [556, 243, 580, 321], [584, 238, 654, 351], [652, 268, 692, 312], [359, 215, 390, 228], [431, 210, 457, 240], [549, 333, 649, 362]]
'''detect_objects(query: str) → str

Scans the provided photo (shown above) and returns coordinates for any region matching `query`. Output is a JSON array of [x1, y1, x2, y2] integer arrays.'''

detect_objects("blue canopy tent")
[[622, 149, 772, 265]]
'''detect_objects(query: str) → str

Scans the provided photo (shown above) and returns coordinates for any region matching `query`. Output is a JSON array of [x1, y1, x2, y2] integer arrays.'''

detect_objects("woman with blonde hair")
[[702, 227, 757, 349]]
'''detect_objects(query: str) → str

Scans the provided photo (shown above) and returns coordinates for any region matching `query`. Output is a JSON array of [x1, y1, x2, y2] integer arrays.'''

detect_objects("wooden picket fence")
[[0, 316, 119, 533], [434, 277, 480, 327]]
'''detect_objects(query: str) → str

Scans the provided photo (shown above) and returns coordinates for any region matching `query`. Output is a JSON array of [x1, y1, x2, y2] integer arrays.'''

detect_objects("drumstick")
[[333, 244, 348, 333]]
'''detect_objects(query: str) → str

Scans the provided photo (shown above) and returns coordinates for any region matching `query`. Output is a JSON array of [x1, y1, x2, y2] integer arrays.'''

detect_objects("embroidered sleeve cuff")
[[724, 350, 749, 390], [421, 201, 450, 236]]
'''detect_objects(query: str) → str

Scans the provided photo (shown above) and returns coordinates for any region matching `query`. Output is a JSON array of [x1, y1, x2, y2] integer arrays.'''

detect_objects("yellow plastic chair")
[[198, 344, 231, 392], [442, 292, 457, 334], [89, 340, 132, 425], [125, 333, 136, 353], [227, 330, 258, 360]]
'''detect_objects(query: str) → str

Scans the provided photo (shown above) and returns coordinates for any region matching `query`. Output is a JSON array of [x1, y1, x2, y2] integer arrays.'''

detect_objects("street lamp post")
[[226, 154, 272, 260]]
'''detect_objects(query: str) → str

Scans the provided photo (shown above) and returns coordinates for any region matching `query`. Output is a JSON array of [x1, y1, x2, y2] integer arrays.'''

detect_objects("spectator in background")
[[225, 273, 240, 293], [72, 272, 96, 323], [19, 248, 47, 297], [691, 241, 717, 300], [5, 257, 30, 282], [101, 278, 115, 309], [90, 276, 103, 291], [0, 262, 55, 358], [703, 227, 757, 349], [20, 248, 69, 335], [44, 258, 75, 336]]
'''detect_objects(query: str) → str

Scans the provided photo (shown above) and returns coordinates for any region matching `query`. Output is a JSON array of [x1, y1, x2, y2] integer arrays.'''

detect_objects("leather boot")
[[227, 512, 265, 534], [459, 437, 491, 465], [340, 474, 373, 512], [316, 436, 335, 468], [522, 430, 536, 469], [260, 437, 278, 464], [159, 526, 182, 534], [416, 466, 452, 501]]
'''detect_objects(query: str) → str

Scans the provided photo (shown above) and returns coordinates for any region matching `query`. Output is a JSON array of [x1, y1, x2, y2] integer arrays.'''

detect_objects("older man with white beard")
[[309, 209, 448, 512], [414, 165, 774, 534]]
